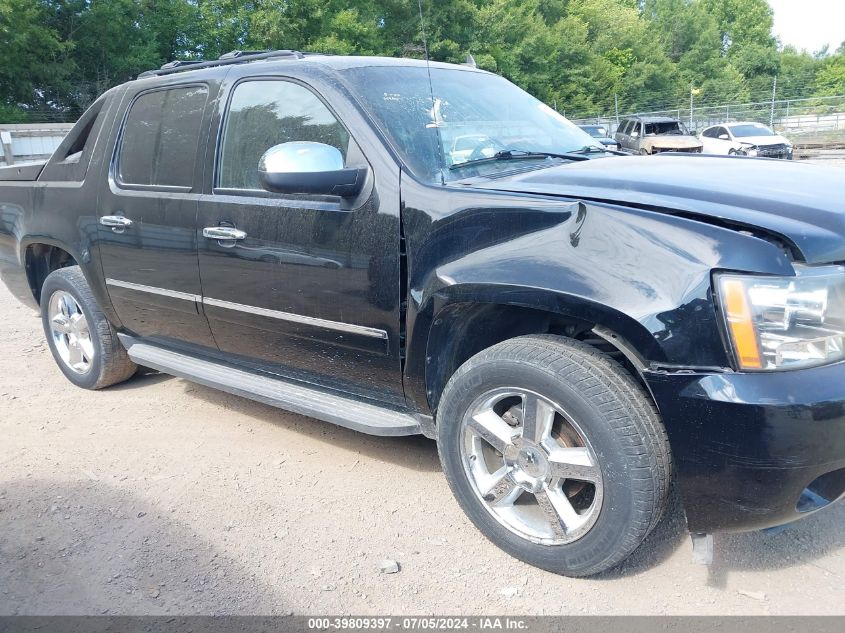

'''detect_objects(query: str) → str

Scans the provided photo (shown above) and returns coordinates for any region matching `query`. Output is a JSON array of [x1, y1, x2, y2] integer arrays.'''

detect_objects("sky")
[[768, 0, 845, 54]]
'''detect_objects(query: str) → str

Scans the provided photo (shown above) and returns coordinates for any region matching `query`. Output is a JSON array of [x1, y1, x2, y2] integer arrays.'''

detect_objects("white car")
[[699, 122, 793, 159]]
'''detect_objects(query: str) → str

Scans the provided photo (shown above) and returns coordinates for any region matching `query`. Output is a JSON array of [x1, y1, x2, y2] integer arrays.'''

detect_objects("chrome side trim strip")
[[202, 297, 389, 340], [105, 278, 201, 303]]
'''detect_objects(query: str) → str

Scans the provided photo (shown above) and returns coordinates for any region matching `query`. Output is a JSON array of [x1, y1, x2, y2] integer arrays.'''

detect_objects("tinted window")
[[581, 125, 607, 138], [218, 80, 350, 190], [702, 127, 717, 138], [617, 121, 630, 135], [118, 86, 208, 188]]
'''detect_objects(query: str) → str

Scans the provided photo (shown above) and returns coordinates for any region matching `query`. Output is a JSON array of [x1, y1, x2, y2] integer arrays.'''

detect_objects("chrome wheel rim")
[[460, 388, 603, 545], [48, 290, 95, 375]]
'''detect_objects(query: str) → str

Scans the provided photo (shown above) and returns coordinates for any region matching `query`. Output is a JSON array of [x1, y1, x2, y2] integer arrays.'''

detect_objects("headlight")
[[716, 265, 845, 370]]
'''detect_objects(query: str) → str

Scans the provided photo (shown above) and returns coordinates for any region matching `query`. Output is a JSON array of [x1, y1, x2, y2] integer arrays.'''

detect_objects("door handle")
[[100, 215, 133, 230], [203, 226, 247, 241]]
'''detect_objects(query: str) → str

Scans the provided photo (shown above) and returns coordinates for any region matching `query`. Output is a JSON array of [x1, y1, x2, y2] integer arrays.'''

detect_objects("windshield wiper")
[[570, 145, 607, 154], [449, 149, 590, 171], [570, 144, 626, 156]]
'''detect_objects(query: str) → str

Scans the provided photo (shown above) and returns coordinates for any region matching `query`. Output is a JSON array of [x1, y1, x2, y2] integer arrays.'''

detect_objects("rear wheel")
[[40, 266, 137, 389], [437, 335, 671, 576]]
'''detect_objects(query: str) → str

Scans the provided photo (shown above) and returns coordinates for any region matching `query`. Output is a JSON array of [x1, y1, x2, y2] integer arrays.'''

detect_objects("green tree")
[[1, 0, 843, 124], [0, 0, 72, 115], [815, 54, 845, 97]]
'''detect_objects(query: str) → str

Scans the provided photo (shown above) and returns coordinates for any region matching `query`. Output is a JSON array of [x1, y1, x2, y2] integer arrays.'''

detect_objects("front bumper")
[[645, 362, 845, 533], [650, 146, 703, 154]]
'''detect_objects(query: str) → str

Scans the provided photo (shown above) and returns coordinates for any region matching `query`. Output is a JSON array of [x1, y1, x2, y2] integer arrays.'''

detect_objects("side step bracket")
[[119, 335, 422, 437]]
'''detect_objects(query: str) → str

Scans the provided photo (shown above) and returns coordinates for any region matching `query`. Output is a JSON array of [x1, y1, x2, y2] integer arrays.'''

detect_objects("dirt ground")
[[0, 281, 843, 616]]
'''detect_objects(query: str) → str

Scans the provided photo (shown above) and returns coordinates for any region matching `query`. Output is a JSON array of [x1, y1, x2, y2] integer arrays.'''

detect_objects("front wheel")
[[437, 335, 671, 577]]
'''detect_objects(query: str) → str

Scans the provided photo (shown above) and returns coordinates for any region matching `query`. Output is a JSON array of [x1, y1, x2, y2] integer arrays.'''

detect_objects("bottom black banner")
[[0, 616, 843, 633]]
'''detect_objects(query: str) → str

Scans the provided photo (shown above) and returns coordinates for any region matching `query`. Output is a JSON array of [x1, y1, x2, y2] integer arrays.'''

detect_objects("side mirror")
[[630, 131, 640, 138], [258, 142, 367, 198], [718, 133, 730, 140]]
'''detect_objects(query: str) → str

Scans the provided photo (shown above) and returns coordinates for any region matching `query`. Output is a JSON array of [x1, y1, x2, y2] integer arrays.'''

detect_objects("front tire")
[[40, 266, 137, 390], [437, 335, 671, 577]]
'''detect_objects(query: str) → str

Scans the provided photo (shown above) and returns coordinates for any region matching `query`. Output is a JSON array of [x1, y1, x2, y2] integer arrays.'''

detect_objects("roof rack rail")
[[218, 50, 272, 59], [138, 49, 306, 79]]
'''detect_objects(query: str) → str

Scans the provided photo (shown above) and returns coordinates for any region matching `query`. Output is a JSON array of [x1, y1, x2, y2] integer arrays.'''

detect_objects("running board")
[[119, 336, 422, 437]]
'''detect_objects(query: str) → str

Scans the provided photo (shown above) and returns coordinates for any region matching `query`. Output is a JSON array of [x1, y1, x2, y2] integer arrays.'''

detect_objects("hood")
[[736, 135, 790, 147], [642, 136, 702, 149], [468, 154, 845, 264]]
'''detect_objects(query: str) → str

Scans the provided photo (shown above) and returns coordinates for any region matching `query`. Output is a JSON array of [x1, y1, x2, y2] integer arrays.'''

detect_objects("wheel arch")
[[22, 240, 79, 305], [19, 238, 119, 328], [415, 288, 666, 414]]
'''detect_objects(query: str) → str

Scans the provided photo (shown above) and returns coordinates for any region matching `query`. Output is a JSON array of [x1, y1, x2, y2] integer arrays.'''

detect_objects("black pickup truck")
[[1, 50, 844, 577]]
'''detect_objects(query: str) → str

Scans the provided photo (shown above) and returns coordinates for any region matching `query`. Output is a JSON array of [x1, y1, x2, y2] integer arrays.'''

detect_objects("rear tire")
[[436, 334, 671, 577], [40, 266, 137, 390]]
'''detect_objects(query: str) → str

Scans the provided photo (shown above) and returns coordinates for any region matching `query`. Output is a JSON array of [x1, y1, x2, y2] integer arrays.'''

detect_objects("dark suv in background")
[[578, 124, 621, 151]]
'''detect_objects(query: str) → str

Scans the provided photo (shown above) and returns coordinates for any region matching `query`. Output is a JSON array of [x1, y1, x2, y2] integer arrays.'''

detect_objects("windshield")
[[644, 121, 688, 136], [341, 65, 601, 183], [581, 126, 608, 138], [729, 123, 776, 138]]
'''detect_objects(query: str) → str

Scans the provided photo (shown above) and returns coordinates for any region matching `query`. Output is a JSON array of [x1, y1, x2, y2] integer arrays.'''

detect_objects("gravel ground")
[[0, 280, 843, 616]]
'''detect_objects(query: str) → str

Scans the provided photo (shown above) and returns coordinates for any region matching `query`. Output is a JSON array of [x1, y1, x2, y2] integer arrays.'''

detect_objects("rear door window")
[[118, 86, 208, 189]]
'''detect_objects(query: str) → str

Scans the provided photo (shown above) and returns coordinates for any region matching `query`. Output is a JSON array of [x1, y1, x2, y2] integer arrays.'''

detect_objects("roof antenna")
[[417, 0, 446, 185]]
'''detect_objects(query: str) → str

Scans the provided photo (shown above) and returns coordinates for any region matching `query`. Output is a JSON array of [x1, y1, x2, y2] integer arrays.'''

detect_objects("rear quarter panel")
[[0, 88, 125, 320]]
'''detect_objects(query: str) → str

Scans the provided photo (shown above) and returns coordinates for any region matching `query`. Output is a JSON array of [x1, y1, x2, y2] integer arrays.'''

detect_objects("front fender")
[[400, 180, 795, 413]]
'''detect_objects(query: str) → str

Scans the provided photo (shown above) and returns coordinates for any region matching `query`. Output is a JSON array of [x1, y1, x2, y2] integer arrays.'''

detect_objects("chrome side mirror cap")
[[258, 142, 367, 198]]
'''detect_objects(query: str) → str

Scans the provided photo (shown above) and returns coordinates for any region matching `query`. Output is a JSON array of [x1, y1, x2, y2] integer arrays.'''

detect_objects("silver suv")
[[615, 116, 703, 155]]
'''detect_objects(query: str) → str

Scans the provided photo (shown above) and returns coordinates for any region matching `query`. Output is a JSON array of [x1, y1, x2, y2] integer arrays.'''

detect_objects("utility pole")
[[689, 84, 694, 131], [614, 93, 619, 124], [770, 76, 777, 128]]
